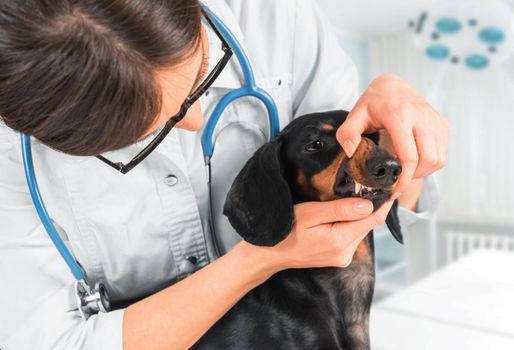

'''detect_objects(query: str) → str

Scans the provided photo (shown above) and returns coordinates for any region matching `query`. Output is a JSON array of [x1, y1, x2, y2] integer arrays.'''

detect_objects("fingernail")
[[343, 140, 356, 157], [354, 200, 373, 214]]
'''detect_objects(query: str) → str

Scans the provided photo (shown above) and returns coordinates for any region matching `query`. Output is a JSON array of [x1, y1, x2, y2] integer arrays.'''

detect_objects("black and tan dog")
[[193, 110, 403, 350]]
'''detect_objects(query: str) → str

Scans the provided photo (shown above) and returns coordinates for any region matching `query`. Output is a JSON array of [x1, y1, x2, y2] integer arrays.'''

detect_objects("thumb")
[[333, 198, 395, 243], [336, 107, 369, 157]]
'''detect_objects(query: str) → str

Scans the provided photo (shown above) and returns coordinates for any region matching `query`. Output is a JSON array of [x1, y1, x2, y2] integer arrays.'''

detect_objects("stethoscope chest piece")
[[75, 280, 111, 320]]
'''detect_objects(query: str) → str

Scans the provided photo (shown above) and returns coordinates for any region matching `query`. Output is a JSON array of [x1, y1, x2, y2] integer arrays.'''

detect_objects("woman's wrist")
[[124, 240, 285, 349], [230, 240, 286, 285]]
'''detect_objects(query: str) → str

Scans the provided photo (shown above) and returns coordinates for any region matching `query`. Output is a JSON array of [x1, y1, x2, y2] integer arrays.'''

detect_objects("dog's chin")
[[356, 189, 392, 210], [335, 172, 393, 210]]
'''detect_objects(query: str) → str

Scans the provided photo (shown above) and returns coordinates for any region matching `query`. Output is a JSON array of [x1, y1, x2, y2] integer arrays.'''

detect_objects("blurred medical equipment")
[[409, 0, 514, 70]]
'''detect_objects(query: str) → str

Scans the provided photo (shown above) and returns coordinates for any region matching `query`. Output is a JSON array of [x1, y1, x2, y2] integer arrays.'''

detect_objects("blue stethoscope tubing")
[[19, 3, 280, 319], [21, 135, 86, 281], [200, 4, 280, 256], [200, 4, 280, 163]]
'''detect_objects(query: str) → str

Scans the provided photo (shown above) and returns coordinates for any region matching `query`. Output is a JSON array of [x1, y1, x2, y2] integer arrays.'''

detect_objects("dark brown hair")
[[0, 0, 201, 155]]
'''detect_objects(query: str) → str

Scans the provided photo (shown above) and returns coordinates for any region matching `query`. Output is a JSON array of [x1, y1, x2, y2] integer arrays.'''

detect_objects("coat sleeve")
[[396, 175, 440, 226], [0, 137, 124, 350], [290, 0, 360, 117]]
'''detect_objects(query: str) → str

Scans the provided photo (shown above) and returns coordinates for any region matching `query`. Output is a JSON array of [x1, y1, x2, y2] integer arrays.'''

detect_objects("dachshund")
[[192, 110, 403, 350]]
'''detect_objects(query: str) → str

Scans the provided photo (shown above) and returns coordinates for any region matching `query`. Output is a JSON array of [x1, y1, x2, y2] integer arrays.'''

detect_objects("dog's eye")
[[305, 139, 324, 152]]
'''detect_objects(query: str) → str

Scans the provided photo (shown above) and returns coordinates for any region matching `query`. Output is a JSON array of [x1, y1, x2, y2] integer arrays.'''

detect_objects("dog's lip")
[[335, 171, 392, 200], [335, 171, 357, 197]]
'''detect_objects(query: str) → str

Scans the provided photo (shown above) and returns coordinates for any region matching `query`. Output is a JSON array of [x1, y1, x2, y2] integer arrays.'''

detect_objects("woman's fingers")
[[435, 116, 449, 171], [413, 110, 448, 178], [295, 197, 374, 228], [336, 106, 371, 157], [276, 199, 395, 270], [413, 124, 441, 179], [338, 102, 419, 195], [336, 74, 448, 197], [329, 199, 395, 267], [331, 199, 394, 243], [380, 113, 418, 195]]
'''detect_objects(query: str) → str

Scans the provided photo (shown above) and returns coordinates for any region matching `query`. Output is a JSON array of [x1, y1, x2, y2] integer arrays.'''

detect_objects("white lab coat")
[[0, 0, 436, 349]]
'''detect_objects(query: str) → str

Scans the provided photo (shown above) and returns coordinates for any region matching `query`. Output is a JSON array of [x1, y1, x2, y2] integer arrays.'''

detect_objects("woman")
[[0, 0, 447, 349]]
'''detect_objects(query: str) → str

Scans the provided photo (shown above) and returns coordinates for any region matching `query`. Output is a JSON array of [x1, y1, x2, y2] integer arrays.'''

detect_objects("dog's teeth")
[[355, 182, 362, 194]]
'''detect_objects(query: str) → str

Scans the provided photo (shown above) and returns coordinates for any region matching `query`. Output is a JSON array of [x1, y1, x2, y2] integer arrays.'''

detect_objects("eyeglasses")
[[96, 11, 233, 174]]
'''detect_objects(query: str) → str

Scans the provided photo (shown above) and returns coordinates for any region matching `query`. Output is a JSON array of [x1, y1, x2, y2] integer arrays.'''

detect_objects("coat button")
[[164, 174, 178, 186], [180, 255, 198, 274]]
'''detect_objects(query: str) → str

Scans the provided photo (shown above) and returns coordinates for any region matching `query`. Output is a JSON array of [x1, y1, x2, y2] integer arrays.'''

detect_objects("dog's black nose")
[[366, 157, 402, 187]]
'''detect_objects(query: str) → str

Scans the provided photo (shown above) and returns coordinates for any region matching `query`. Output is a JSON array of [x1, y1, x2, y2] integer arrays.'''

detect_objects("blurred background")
[[317, 0, 514, 349]]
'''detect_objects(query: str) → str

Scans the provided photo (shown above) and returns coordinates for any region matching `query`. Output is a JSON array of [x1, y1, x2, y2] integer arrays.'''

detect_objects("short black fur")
[[193, 110, 403, 350]]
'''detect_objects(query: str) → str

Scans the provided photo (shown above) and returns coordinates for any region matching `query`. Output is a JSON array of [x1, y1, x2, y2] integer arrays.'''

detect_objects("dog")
[[192, 110, 403, 350]]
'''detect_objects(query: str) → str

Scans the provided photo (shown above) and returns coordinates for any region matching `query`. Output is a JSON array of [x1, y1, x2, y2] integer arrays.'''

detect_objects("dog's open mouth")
[[336, 171, 392, 206], [353, 181, 385, 198]]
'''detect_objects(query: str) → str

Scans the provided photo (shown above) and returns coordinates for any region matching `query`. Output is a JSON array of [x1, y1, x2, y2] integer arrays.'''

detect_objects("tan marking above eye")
[[321, 124, 335, 132], [310, 150, 346, 201], [346, 138, 376, 187]]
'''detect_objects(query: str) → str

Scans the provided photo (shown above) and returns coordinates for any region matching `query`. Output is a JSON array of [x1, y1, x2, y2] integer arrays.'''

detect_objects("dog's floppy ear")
[[223, 138, 294, 247], [386, 200, 403, 244]]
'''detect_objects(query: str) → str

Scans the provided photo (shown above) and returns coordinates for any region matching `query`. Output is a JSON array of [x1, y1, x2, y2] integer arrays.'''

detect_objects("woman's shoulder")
[[218, 0, 301, 78], [223, 0, 300, 37]]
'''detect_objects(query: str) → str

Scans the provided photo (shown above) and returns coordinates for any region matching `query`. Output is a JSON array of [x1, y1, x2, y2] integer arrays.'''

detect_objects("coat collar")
[[201, 0, 250, 90]]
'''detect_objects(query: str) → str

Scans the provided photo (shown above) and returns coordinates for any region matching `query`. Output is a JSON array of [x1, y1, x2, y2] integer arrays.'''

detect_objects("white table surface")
[[370, 250, 514, 350]]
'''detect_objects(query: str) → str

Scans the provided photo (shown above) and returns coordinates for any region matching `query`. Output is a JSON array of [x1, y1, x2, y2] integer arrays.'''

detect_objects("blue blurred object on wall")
[[426, 44, 451, 60], [436, 17, 462, 34], [410, 0, 514, 71]]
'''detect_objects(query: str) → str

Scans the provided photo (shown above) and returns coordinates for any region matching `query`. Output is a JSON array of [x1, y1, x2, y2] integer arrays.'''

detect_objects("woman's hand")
[[336, 74, 448, 197], [258, 197, 394, 273]]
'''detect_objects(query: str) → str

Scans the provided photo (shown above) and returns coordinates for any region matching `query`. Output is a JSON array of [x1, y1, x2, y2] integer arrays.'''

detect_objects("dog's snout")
[[367, 157, 402, 186]]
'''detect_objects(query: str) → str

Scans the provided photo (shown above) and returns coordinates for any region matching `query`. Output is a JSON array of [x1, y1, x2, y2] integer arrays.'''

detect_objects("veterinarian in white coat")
[[0, 0, 446, 349]]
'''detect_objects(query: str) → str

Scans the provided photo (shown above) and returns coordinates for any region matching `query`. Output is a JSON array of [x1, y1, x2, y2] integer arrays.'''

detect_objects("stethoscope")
[[20, 4, 280, 320]]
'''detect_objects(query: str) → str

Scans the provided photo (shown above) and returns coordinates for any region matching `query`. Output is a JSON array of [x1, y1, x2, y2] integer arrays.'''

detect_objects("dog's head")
[[223, 110, 403, 247]]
